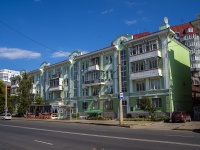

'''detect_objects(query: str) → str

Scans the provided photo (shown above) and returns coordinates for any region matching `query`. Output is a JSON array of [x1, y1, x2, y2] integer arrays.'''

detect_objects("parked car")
[[0, 113, 12, 120], [172, 111, 191, 123]]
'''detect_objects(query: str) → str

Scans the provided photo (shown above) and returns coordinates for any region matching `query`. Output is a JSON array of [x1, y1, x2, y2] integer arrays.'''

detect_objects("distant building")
[[171, 18, 200, 108], [0, 69, 20, 84]]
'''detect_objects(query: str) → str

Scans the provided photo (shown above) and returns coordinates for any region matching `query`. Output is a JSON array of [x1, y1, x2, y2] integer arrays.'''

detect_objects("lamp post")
[[5, 83, 7, 115], [117, 50, 123, 125]]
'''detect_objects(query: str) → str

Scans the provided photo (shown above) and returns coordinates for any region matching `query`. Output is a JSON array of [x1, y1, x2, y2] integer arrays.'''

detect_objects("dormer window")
[[186, 28, 193, 33]]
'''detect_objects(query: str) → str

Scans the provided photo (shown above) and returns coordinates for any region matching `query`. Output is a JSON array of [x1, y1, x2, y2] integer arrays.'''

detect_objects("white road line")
[[91, 129, 107, 132], [1, 124, 200, 148], [165, 134, 194, 138], [34, 140, 53, 145]]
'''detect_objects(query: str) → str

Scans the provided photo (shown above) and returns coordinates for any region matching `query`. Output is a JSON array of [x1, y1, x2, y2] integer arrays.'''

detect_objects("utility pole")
[[117, 50, 123, 125], [5, 83, 7, 115]]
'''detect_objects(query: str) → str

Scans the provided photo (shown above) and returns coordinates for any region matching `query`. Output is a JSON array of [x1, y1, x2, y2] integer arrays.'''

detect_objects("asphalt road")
[[0, 120, 200, 150]]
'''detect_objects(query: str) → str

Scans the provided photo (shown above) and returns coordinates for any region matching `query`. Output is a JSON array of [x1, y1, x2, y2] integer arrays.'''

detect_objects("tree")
[[35, 94, 44, 105], [140, 97, 157, 117], [17, 71, 34, 116], [0, 80, 13, 114]]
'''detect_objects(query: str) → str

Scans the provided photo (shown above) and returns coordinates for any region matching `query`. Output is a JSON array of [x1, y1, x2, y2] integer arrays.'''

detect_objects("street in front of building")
[[0, 119, 200, 150]]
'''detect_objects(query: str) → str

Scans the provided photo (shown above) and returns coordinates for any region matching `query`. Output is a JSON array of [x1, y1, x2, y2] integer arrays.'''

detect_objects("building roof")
[[133, 32, 150, 39], [171, 23, 198, 37], [192, 85, 200, 93]]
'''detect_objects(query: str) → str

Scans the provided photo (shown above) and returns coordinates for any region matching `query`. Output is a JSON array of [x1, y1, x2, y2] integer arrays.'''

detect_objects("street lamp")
[[5, 82, 7, 115], [117, 50, 123, 125]]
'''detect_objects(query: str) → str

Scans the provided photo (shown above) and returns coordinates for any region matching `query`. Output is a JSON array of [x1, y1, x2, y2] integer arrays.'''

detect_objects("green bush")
[[87, 115, 109, 120], [123, 118, 151, 121], [151, 114, 170, 122], [72, 113, 80, 118], [126, 113, 132, 118]]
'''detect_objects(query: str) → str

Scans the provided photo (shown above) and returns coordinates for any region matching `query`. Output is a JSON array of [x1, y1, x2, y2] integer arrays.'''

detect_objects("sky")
[[0, 0, 199, 72]]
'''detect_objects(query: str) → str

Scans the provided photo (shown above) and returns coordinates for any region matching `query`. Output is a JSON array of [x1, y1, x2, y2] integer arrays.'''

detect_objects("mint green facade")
[[25, 27, 192, 119]]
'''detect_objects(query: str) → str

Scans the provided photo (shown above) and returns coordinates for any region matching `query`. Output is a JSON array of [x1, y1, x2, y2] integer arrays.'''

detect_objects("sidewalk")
[[12, 117, 200, 132]]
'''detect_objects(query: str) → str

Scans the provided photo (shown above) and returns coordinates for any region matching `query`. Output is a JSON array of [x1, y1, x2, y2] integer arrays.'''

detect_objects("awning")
[[85, 110, 102, 114]]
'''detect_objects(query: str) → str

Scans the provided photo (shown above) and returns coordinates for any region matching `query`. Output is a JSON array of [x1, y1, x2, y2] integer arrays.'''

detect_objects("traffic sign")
[[4, 107, 8, 111], [120, 92, 123, 99]]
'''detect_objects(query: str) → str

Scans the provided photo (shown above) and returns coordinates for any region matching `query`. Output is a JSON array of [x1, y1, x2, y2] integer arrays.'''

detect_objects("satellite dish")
[[164, 17, 168, 24]]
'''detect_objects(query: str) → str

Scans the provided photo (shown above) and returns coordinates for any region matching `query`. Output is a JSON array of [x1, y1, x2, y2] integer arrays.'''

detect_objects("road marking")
[[91, 129, 107, 132], [165, 134, 194, 138], [1, 124, 200, 148], [34, 140, 53, 145]]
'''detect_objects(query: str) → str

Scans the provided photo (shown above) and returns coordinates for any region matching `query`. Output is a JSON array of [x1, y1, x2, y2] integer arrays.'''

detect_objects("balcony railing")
[[88, 64, 100, 71], [84, 79, 105, 86], [130, 69, 162, 80], [130, 50, 161, 62]]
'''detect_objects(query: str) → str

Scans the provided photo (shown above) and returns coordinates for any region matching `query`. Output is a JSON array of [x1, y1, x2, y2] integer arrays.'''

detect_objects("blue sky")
[[0, 0, 199, 72]]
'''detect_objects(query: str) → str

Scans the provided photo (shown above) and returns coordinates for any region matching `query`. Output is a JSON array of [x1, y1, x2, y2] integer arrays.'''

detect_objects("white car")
[[0, 113, 12, 120]]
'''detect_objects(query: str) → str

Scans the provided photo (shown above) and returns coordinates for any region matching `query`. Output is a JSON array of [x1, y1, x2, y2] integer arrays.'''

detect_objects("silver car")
[[0, 113, 12, 120]]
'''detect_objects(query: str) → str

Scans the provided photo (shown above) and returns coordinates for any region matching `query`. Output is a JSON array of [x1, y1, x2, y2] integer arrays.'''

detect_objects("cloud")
[[0, 47, 41, 59], [126, 1, 136, 7], [51, 51, 71, 58], [51, 50, 89, 58], [81, 51, 89, 54], [125, 20, 137, 25], [101, 9, 114, 14]]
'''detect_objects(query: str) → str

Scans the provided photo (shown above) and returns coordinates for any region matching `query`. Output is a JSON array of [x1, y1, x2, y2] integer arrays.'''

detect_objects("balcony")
[[30, 88, 36, 94], [130, 50, 161, 62], [88, 64, 100, 71], [85, 79, 105, 87], [49, 78, 63, 91], [130, 69, 162, 80], [49, 85, 63, 91], [11, 84, 19, 88]]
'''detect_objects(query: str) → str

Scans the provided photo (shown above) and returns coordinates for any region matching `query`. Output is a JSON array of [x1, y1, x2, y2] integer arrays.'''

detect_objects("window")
[[106, 71, 109, 79], [146, 43, 150, 52], [82, 76, 85, 83], [105, 56, 109, 64], [93, 101, 99, 109], [106, 101, 113, 110], [150, 79, 160, 90], [82, 63, 84, 70], [93, 88, 99, 96], [138, 44, 143, 54], [130, 46, 137, 55], [110, 70, 113, 79], [82, 89, 85, 96], [152, 98, 162, 107], [136, 82, 145, 91], [149, 59, 158, 69], [85, 89, 88, 96], [136, 99, 141, 108], [110, 86, 113, 94], [110, 56, 112, 63], [122, 100, 127, 105], [82, 102, 88, 110]]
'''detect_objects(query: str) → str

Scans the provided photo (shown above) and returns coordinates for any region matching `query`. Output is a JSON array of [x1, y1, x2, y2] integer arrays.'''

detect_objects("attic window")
[[186, 28, 193, 33]]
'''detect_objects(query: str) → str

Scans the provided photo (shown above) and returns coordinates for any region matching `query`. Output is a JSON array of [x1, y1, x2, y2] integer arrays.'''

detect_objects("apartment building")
[[11, 18, 193, 119], [0, 69, 20, 84], [171, 19, 200, 109]]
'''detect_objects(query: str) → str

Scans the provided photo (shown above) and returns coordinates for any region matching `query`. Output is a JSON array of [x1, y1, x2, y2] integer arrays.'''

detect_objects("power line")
[[0, 19, 56, 51]]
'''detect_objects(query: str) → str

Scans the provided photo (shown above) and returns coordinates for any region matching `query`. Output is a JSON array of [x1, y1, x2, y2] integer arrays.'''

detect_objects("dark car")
[[172, 111, 191, 123]]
